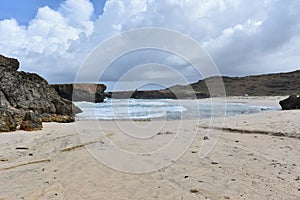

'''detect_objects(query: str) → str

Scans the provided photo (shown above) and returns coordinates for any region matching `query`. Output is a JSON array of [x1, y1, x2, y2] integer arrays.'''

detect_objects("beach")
[[0, 97, 299, 199]]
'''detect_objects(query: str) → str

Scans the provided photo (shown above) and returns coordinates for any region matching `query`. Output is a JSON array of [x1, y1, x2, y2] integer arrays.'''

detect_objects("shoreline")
[[0, 96, 299, 199], [75, 96, 285, 121]]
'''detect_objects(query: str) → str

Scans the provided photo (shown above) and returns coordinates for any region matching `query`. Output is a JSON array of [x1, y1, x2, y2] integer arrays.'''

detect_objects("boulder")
[[279, 95, 300, 110], [20, 112, 42, 131], [0, 54, 82, 132]]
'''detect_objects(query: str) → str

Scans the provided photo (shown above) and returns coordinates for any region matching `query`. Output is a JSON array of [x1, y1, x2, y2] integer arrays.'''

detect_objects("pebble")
[[16, 147, 29, 150], [190, 189, 199, 193], [203, 136, 209, 140]]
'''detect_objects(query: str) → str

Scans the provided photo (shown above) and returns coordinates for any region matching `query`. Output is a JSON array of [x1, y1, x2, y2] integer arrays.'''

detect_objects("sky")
[[0, 0, 299, 90]]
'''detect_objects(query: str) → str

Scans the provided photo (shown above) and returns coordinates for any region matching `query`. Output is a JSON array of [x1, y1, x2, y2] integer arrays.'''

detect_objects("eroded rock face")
[[0, 107, 17, 132], [279, 95, 300, 110], [0, 54, 81, 132], [0, 54, 19, 72], [52, 84, 107, 103], [20, 112, 42, 131]]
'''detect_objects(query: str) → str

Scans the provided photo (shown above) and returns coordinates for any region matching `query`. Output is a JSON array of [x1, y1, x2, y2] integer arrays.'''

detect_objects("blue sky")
[[0, 0, 106, 25], [0, 0, 299, 90]]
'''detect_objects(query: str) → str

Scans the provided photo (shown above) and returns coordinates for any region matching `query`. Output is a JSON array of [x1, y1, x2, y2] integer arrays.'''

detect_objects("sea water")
[[74, 98, 278, 120]]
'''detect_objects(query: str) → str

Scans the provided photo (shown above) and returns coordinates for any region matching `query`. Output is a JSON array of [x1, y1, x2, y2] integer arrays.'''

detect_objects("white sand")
[[0, 96, 299, 199]]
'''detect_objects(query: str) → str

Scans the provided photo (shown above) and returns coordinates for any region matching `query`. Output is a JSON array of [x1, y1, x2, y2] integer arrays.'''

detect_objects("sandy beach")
[[0, 97, 299, 200]]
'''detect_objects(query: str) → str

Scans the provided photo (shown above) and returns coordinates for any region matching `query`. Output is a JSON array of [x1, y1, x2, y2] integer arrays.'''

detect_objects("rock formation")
[[279, 95, 300, 110], [106, 89, 209, 99], [171, 70, 300, 96], [0, 54, 81, 132], [52, 84, 107, 103]]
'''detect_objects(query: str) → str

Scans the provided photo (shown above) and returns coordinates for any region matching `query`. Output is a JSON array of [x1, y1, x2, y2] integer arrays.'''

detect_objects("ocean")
[[74, 98, 278, 120]]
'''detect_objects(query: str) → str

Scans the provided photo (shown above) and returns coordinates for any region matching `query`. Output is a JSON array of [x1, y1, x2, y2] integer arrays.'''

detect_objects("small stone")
[[223, 196, 230, 199], [211, 161, 219, 165], [190, 189, 199, 193], [203, 136, 209, 140], [235, 140, 239, 143], [16, 147, 29, 150], [28, 153, 33, 156], [184, 176, 189, 179]]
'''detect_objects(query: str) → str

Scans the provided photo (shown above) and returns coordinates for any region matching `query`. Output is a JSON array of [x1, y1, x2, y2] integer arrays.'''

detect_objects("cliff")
[[52, 70, 299, 101], [105, 70, 299, 99], [106, 89, 209, 99], [52, 84, 107, 102], [177, 70, 300, 96], [0, 54, 81, 132]]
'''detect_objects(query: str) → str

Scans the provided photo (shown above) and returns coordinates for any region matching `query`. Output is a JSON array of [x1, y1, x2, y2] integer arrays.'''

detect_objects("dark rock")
[[107, 89, 210, 99], [0, 54, 19, 72], [190, 189, 199, 193], [20, 112, 42, 131], [0, 107, 17, 132], [279, 95, 300, 110], [52, 84, 107, 103], [0, 54, 82, 132], [16, 147, 29, 150]]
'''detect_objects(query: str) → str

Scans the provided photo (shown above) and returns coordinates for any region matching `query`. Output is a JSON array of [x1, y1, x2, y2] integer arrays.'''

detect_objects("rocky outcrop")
[[106, 89, 209, 99], [52, 84, 107, 103], [0, 54, 81, 132], [279, 95, 300, 110]]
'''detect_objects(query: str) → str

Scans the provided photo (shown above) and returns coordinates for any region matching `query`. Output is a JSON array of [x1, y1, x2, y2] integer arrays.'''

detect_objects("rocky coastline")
[[0, 54, 81, 132], [52, 70, 299, 101]]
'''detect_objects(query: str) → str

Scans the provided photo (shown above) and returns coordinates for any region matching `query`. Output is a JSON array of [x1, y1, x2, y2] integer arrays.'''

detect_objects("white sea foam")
[[74, 99, 277, 120]]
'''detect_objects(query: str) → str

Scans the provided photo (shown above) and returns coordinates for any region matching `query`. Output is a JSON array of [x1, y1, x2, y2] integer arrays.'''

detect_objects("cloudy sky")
[[0, 0, 299, 90]]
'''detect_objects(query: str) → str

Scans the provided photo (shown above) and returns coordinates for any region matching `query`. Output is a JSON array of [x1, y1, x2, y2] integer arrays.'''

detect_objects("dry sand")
[[0, 97, 299, 200]]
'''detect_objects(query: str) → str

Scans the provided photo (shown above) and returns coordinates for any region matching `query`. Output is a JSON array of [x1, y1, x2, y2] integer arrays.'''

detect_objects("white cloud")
[[0, 0, 94, 82], [0, 0, 299, 85]]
